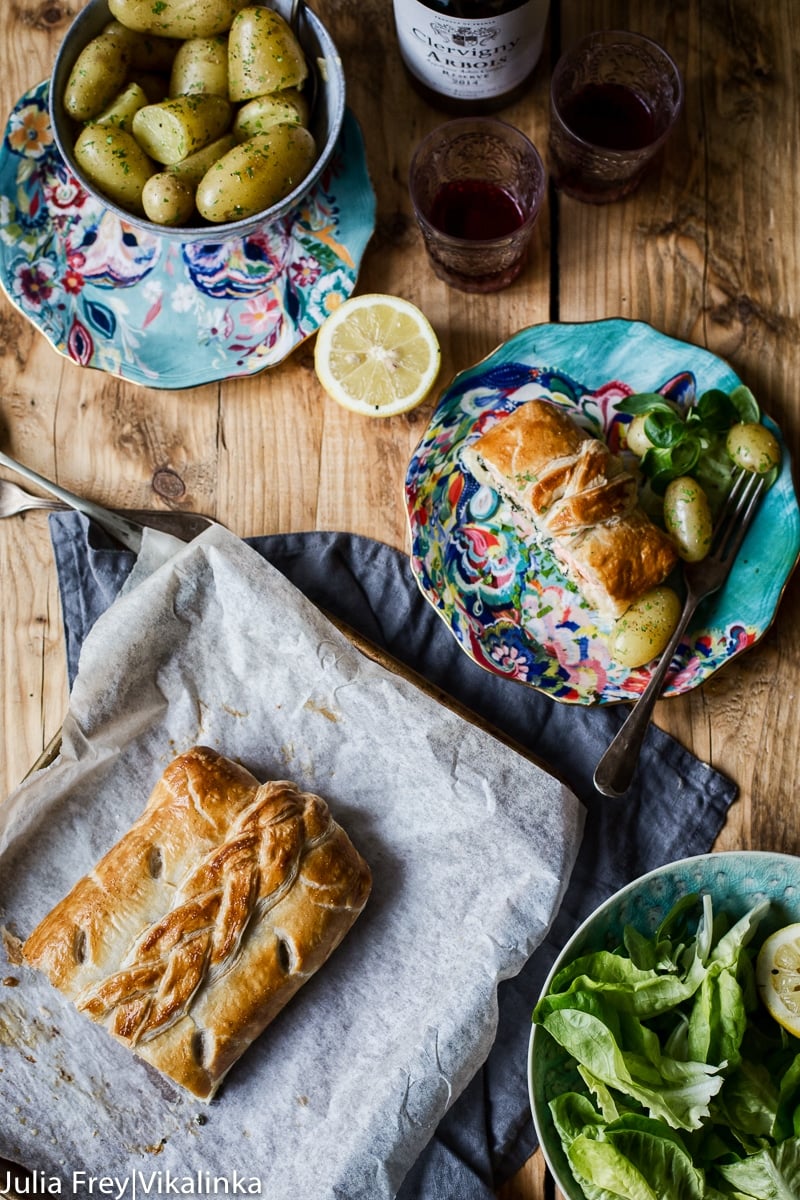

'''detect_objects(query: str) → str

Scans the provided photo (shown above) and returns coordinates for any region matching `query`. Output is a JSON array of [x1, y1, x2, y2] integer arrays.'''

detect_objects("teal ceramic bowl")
[[528, 851, 800, 1200]]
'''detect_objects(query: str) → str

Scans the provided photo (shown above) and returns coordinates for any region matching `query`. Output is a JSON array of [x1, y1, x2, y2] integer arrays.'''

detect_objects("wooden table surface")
[[1, 2, 798, 1197]]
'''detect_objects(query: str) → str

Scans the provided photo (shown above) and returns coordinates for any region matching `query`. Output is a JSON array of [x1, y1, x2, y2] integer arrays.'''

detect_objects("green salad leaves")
[[533, 894, 800, 1199], [617, 385, 761, 509]]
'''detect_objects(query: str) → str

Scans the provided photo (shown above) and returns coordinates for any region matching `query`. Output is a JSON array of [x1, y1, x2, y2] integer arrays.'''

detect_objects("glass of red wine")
[[549, 30, 683, 204], [409, 117, 546, 293]]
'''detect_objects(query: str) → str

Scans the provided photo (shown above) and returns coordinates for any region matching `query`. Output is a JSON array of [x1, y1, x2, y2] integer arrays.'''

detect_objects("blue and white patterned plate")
[[405, 319, 800, 705], [0, 82, 376, 389]]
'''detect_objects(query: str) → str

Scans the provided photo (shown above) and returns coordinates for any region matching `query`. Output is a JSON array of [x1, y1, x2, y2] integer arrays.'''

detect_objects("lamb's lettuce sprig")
[[533, 893, 800, 1199], [618, 385, 761, 508]]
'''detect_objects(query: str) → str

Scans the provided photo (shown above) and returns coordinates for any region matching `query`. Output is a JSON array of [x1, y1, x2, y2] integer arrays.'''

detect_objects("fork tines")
[[711, 468, 767, 564]]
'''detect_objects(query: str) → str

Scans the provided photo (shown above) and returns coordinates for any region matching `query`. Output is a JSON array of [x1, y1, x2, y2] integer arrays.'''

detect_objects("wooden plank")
[[0, 2, 68, 798], [497, 1150, 552, 1199], [0, 517, 66, 798]]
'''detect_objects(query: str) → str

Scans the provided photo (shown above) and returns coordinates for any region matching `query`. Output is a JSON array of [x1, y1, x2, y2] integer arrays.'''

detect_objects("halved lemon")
[[314, 294, 441, 418], [756, 922, 800, 1036]]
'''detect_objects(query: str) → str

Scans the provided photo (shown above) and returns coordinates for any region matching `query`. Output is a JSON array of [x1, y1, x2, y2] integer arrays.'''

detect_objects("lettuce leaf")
[[532, 894, 797, 1197], [716, 1138, 800, 1198], [551, 1099, 706, 1200], [542, 1008, 725, 1130], [535, 945, 707, 1022]]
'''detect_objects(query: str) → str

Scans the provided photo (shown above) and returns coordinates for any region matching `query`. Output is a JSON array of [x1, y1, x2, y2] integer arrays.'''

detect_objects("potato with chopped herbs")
[[228, 6, 308, 101], [74, 124, 155, 215], [196, 124, 315, 222], [609, 586, 682, 668], [132, 94, 232, 164], [94, 82, 149, 131], [64, 32, 131, 120], [233, 89, 309, 140], [663, 476, 713, 562], [102, 20, 181, 71], [169, 35, 229, 97], [726, 422, 781, 474], [107, 0, 249, 39], [142, 171, 196, 225], [165, 133, 237, 184]]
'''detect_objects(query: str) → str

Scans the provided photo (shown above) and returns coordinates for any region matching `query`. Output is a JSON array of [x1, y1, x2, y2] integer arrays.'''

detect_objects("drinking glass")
[[409, 117, 546, 293], [549, 30, 683, 204]]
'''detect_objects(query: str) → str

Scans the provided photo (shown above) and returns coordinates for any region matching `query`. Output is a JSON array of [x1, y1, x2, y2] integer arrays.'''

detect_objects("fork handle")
[[0, 450, 145, 553], [593, 594, 699, 797]]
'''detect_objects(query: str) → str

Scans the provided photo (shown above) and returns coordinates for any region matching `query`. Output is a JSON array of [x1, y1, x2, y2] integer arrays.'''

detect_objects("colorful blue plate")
[[405, 319, 800, 705], [0, 82, 376, 388]]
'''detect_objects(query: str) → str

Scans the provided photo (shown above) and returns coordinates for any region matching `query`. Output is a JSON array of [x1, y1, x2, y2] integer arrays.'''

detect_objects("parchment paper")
[[0, 525, 583, 1199]]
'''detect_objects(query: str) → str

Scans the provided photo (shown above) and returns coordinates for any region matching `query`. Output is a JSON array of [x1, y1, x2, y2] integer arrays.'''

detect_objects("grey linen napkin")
[[48, 512, 736, 1197]]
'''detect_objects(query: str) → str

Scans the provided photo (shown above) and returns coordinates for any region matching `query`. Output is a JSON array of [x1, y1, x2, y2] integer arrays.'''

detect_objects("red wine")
[[392, 0, 550, 114], [430, 178, 525, 239], [559, 82, 657, 151]]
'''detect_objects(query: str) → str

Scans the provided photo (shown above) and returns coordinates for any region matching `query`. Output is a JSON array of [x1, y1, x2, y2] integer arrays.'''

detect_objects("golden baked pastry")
[[24, 746, 372, 1100], [462, 399, 677, 618]]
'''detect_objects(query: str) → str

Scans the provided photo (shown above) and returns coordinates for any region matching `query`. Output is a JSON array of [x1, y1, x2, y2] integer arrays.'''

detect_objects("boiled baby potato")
[[727, 422, 781, 474], [228, 6, 308, 102], [196, 124, 315, 222], [64, 32, 130, 121], [108, 0, 248, 39], [609, 586, 682, 669], [95, 81, 149, 131], [142, 171, 196, 225], [625, 413, 654, 457], [132, 93, 232, 164], [169, 35, 229, 97], [233, 89, 309, 140], [663, 476, 713, 562], [74, 124, 155, 215], [102, 20, 181, 71], [166, 133, 236, 185]]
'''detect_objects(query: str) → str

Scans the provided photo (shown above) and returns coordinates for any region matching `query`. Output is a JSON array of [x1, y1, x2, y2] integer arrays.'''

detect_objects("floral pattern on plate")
[[405, 319, 800, 705], [0, 82, 376, 389]]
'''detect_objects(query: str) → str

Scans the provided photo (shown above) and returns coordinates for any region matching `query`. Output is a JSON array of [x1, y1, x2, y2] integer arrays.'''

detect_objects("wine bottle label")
[[393, 0, 549, 101]]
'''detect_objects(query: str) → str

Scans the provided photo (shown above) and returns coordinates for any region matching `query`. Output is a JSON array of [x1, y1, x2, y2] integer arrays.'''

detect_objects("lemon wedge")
[[314, 294, 441, 417], [756, 922, 800, 1036]]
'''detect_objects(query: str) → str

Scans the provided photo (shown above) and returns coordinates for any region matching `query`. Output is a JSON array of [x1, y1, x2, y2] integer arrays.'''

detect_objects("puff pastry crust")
[[462, 399, 677, 618], [24, 746, 372, 1100]]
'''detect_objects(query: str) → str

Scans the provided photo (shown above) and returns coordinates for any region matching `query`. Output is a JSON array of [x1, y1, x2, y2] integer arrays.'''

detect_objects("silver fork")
[[0, 467, 213, 543], [593, 468, 768, 798], [0, 450, 189, 556], [0, 477, 66, 517]]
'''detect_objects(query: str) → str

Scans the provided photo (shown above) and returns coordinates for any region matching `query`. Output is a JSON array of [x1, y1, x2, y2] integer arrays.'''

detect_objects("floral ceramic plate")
[[405, 319, 800, 705], [0, 83, 376, 388]]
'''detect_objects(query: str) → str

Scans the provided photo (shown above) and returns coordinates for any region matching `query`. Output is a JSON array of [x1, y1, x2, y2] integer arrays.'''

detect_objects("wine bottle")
[[392, 0, 550, 113]]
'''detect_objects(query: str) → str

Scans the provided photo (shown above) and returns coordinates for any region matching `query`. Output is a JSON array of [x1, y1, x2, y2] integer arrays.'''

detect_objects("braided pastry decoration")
[[24, 748, 371, 1099], [77, 782, 332, 1045]]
